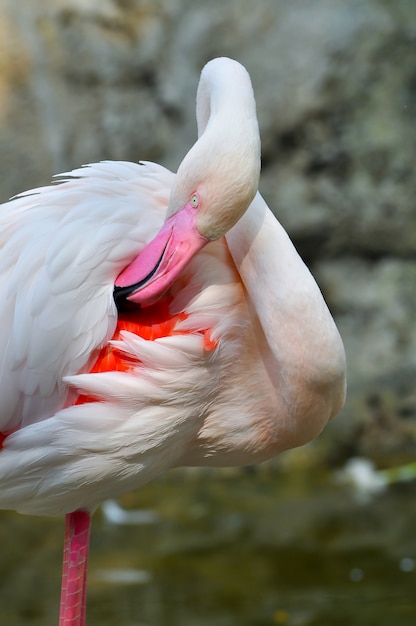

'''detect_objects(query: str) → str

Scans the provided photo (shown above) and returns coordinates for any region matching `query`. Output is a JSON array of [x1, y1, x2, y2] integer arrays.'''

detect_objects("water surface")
[[1, 458, 415, 625]]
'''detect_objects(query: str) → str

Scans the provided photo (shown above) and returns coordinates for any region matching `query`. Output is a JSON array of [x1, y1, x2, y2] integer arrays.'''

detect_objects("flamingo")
[[0, 57, 346, 625]]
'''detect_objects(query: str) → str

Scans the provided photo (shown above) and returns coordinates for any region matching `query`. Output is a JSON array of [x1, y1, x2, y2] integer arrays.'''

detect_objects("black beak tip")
[[113, 285, 138, 312]]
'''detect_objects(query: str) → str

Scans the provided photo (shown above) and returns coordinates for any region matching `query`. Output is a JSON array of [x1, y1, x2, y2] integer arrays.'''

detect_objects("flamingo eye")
[[190, 194, 199, 208]]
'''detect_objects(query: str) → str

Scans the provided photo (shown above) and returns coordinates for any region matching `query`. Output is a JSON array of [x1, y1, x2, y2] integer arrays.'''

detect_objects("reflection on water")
[[1, 455, 416, 625]]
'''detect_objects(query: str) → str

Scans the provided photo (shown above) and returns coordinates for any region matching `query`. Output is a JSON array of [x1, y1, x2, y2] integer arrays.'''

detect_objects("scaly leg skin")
[[59, 510, 91, 626]]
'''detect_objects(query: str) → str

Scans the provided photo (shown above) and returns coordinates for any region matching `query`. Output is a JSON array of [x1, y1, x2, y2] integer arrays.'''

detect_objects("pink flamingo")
[[0, 58, 346, 625]]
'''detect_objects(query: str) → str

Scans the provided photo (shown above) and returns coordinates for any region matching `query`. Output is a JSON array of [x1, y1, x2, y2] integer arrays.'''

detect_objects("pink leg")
[[59, 510, 91, 626]]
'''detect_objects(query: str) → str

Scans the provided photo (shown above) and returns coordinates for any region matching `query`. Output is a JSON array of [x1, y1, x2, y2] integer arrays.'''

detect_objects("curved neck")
[[226, 192, 346, 426], [196, 58, 258, 139], [168, 58, 261, 234]]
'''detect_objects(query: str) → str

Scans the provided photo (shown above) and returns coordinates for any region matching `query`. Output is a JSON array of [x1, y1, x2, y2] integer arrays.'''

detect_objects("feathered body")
[[0, 159, 345, 517], [0, 58, 346, 519]]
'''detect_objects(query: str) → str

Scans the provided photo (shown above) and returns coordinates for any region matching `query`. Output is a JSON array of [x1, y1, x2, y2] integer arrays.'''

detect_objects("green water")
[[1, 459, 416, 625]]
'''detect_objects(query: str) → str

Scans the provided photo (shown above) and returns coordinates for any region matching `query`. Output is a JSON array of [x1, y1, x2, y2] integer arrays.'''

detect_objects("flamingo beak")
[[114, 202, 209, 308]]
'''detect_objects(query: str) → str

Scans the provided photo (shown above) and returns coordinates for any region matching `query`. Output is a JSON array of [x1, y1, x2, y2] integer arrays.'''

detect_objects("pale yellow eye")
[[190, 194, 199, 208]]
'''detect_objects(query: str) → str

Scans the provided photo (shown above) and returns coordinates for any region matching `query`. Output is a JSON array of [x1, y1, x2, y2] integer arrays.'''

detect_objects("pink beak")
[[114, 202, 209, 307]]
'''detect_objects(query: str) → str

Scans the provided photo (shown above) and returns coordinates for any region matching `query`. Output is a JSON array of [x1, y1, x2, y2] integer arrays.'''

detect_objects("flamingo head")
[[114, 58, 260, 308]]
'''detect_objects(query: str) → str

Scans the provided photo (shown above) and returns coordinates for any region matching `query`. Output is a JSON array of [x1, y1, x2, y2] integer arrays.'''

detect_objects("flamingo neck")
[[166, 58, 260, 238], [195, 57, 257, 138]]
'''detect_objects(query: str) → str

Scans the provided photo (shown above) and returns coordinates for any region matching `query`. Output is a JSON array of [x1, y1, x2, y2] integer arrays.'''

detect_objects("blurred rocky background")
[[0, 0, 415, 467]]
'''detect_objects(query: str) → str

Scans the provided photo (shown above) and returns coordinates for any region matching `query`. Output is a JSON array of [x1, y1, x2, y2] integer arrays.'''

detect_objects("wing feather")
[[0, 160, 175, 431]]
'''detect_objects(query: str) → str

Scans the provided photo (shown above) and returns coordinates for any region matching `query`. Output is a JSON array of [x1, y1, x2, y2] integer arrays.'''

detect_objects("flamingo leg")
[[59, 510, 91, 626]]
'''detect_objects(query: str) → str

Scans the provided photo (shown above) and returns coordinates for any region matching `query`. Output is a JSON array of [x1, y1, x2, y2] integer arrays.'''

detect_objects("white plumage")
[[0, 161, 345, 516], [0, 57, 346, 626], [0, 160, 171, 431]]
